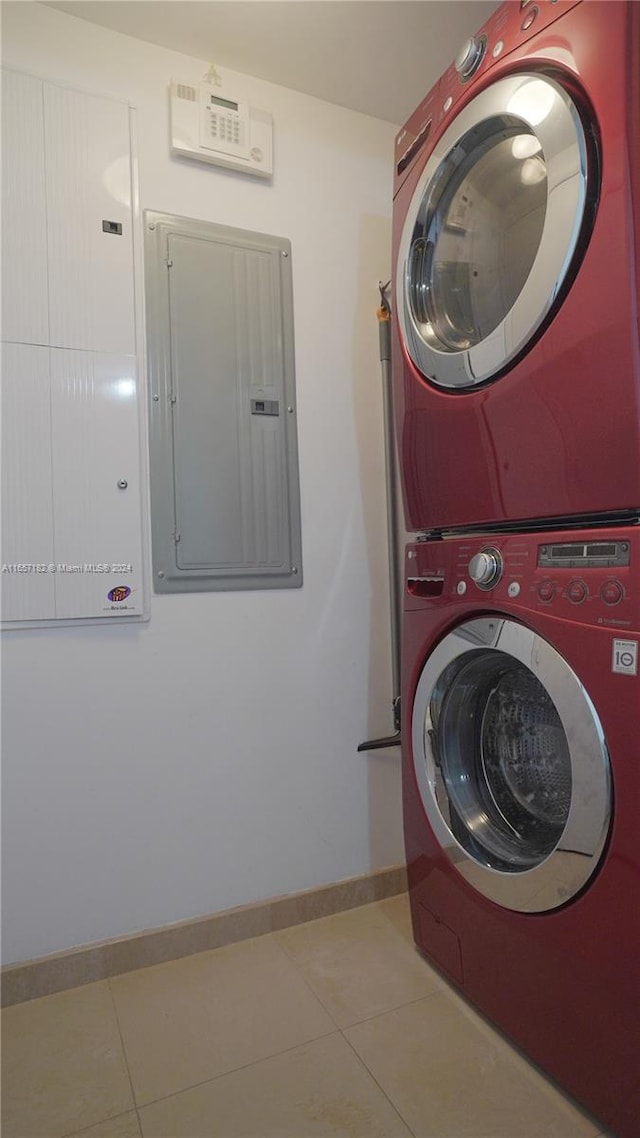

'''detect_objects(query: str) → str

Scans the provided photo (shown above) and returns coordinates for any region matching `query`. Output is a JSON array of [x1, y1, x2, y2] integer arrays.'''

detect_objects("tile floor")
[[1, 894, 610, 1138]]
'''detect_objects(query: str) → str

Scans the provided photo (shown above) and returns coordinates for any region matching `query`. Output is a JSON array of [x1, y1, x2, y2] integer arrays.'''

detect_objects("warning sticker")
[[612, 639, 638, 676]]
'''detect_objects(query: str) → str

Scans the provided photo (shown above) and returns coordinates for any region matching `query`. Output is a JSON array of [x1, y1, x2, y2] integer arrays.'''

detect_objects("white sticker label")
[[612, 639, 638, 676]]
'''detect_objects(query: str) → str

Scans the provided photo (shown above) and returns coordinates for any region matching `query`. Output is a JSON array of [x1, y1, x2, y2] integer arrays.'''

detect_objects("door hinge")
[[174, 530, 181, 543], [165, 258, 173, 269]]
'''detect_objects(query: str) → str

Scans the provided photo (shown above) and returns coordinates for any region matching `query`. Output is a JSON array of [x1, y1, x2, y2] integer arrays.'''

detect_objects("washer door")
[[412, 617, 611, 912], [397, 73, 595, 389]]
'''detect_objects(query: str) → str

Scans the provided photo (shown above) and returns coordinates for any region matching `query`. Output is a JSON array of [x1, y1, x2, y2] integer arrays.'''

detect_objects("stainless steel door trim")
[[397, 74, 590, 388], [411, 617, 611, 912]]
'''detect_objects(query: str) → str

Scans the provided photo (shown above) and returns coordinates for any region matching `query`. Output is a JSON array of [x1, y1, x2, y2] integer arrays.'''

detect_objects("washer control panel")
[[534, 538, 630, 610], [405, 528, 637, 631]]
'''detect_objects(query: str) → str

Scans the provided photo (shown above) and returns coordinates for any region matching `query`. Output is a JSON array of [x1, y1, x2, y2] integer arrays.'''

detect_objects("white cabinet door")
[[1, 70, 49, 345], [1, 74, 145, 625], [50, 349, 144, 618], [44, 84, 136, 355], [1, 344, 56, 621]]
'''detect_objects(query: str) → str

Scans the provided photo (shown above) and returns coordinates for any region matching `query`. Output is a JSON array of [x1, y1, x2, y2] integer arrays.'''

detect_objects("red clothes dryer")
[[392, 0, 640, 534], [402, 524, 640, 1137]]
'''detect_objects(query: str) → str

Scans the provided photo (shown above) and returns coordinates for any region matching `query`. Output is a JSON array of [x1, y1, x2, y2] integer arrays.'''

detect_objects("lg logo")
[[612, 639, 638, 676]]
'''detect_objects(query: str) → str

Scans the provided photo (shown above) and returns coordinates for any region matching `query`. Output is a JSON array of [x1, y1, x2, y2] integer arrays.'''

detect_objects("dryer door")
[[397, 73, 595, 389], [412, 617, 611, 912]]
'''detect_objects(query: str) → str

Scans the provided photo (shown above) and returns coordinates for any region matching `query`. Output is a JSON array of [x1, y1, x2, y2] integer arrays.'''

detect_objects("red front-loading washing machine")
[[402, 523, 640, 1137], [392, 0, 640, 534]]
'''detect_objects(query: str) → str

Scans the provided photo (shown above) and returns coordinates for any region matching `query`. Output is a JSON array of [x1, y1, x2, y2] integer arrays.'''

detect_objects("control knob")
[[469, 548, 503, 590], [600, 579, 624, 606], [455, 35, 487, 80]]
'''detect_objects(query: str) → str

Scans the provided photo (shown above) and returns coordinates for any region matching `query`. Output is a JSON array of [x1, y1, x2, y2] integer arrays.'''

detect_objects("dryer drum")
[[408, 124, 548, 353]]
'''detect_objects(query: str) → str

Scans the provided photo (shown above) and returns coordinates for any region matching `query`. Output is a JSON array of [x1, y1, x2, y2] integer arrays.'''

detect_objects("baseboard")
[[1, 864, 408, 1006]]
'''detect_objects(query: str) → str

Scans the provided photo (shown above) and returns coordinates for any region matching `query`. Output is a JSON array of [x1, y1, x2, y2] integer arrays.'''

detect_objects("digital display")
[[586, 544, 617, 557], [539, 541, 630, 569], [210, 95, 238, 111], [550, 545, 578, 558]]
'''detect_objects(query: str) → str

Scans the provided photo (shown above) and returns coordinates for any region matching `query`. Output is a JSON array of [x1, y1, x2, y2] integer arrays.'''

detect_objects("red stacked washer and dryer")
[[391, 2, 640, 1135]]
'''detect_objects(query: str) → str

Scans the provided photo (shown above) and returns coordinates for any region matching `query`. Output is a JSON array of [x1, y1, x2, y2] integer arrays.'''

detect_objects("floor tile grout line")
[[106, 975, 144, 1135], [48, 979, 140, 1138], [58, 1108, 138, 1138], [2, 894, 410, 1011], [266, 932, 445, 1137], [4, 961, 604, 1138], [338, 986, 448, 1032], [339, 1025, 419, 1138], [98, 927, 404, 1115], [129, 1027, 343, 1114], [3, 888, 603, 1138], [266, 931, 346, 1030], [343, 997, 605, 1138], [270, 917, 448, 1033], [271, 901, 410, 962], [105, 924, 438, 1118]]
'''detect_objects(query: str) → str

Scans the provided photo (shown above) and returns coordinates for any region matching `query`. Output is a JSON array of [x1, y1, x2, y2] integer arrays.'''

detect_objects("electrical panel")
[[170, 80, 273, 179], [145, 210, 302, 592]]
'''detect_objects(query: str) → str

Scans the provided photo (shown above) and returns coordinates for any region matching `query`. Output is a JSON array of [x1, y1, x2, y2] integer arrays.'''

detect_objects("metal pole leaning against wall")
[[358, 281, 402, 752]]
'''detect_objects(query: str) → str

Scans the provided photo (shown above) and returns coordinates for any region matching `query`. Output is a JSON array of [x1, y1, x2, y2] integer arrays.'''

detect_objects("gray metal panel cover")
[[145, 211, 302, 591]]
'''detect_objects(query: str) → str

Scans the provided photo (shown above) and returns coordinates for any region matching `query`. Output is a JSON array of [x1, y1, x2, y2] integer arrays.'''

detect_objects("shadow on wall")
[[351, 212, 406, 872]]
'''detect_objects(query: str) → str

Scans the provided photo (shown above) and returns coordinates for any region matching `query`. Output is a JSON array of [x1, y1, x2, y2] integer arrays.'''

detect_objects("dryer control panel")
[[394, 0, 582, 195], [437, 0, 583, 127], [405, 526, 639, 633]]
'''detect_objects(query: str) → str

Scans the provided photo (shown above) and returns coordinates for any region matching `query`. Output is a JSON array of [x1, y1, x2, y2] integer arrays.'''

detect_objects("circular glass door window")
[[411, 618, 611, 912], [409, 128, 547, 352], [397, 74, 596, 389], [430, 651, 572, 871]]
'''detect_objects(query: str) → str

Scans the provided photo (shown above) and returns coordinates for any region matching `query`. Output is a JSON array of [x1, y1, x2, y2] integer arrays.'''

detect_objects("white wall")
[[1, 2, 403, 964]]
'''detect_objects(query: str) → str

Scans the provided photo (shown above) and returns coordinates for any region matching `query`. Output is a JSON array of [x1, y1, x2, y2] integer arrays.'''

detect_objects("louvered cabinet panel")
[[1, 70, 49, 345], [44, 83, 135, 354], [1, 344, 56, 621]]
